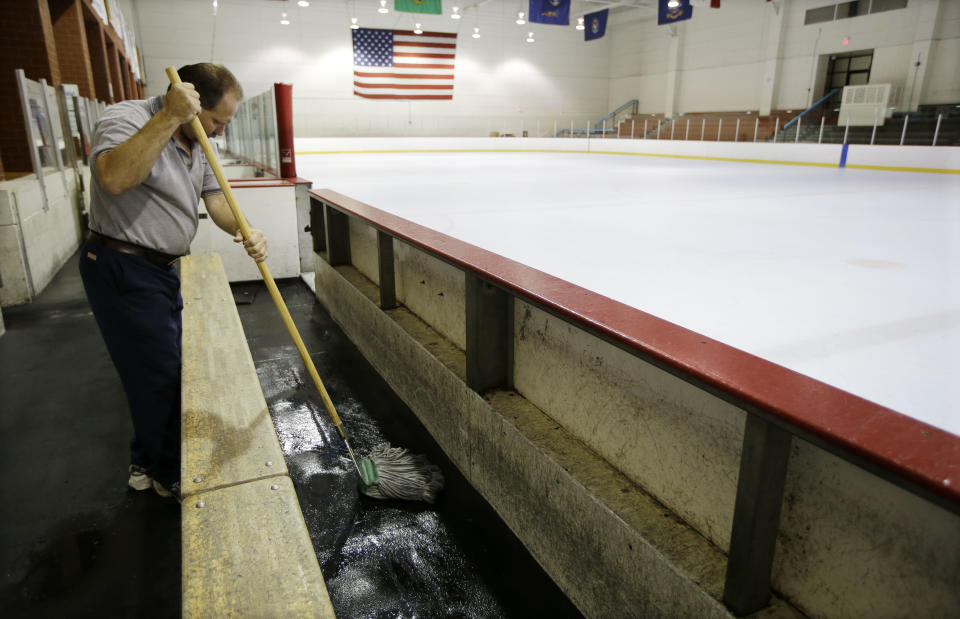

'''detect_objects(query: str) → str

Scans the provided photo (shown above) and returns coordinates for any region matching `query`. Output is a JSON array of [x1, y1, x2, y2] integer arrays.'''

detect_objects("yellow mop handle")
[[165, 66, 348, 438]]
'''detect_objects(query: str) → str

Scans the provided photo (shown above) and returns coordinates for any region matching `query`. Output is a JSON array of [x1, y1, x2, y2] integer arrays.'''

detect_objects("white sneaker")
[[128, 465, 153, 491], [152, 479, 181, 500]]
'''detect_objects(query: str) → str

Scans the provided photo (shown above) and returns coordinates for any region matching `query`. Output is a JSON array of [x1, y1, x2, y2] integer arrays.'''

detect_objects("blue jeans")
[[79, 240, 182, 486]]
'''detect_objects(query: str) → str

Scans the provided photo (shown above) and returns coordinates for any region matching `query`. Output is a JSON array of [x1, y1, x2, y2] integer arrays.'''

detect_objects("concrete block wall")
[[313, 198, 960, 619], [0, 168, 85, 306]]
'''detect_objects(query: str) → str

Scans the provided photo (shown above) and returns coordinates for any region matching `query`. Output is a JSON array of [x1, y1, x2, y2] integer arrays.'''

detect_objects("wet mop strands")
[[166, 65, 443, 505], [359, 443, 445, 504]]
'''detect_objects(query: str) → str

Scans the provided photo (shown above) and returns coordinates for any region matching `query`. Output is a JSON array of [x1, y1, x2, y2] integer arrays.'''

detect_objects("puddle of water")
[[249, 282, 582, 618]]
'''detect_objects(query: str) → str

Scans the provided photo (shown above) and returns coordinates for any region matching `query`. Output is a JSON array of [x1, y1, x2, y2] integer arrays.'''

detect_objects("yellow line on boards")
[[296, 149, 583, 155], [588, 150, 837, 167], [294, 148, 959, 174], [845, 164, 960, 174]]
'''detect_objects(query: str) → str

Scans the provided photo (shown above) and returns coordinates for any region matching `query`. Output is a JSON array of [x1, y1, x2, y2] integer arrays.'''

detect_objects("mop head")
[[358, 442, 444, 504]]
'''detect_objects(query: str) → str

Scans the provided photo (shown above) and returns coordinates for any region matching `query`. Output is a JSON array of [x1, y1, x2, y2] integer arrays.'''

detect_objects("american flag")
[[352, 27, 457, 100]]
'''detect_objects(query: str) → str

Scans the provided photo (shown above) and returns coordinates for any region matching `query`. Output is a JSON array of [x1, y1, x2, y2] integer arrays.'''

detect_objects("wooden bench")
[[180, 253, 335, 617]]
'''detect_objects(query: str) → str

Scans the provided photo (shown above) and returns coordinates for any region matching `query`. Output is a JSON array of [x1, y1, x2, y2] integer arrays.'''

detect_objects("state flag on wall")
[[584, 9, 608, 41], [658, 0, 694, 25], [352, 28, 457, 100], [529, 0, 570, 25], [395, 0, 442, 15]]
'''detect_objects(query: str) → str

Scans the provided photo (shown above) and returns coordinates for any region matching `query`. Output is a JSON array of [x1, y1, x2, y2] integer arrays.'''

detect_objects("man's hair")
[[173, 63, 243, 109]]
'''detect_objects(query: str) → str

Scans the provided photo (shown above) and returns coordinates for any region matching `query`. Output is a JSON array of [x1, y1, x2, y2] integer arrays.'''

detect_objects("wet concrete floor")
[[236, 278, 584, 617], [0, 251, 581, 616]]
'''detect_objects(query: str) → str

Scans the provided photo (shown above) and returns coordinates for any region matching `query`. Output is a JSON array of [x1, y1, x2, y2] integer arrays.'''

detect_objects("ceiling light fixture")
[[526, 31, 535, 43], [451, 6, 461, 19], [297, 0, 310, 7], [516, 11, 525, 25], [667, 0, 680, 7], [472, 26, 480, 39], [378, 0, 388, 14], [280, 11, 290, 25], [350, 17, 359, 29], [576, 16, 584, 30], [414, 22, 423, 34]]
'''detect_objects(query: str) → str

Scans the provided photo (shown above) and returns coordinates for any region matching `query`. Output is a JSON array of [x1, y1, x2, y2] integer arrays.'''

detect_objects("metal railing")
[[593, 99, 639, 131], [782, 88, 842, 131]]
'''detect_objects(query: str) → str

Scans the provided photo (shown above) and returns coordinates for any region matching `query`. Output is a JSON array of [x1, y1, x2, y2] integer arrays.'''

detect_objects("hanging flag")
[[352, 28, 457, 100], [689, 0, 720, 7], [584, 9, 608, 41], [395, 0, 442, 15], [529, 0, 570, 25], [658, 0, 694, 25]]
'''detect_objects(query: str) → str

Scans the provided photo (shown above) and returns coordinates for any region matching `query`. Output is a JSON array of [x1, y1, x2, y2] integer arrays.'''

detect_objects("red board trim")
[[308, 187, 960, 507]]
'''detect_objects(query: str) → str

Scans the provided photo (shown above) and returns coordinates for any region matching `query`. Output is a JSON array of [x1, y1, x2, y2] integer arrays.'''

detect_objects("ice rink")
[[297, 151, 960, 437]]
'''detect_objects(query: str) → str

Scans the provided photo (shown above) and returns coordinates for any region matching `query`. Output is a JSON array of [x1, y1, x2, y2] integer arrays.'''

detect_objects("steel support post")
[[723, 415, 792, 616], [900, 114, 909, 145], [933, 113, 942, 146], [309, 197, 326, 253], [323, 204, 351, 266], [377, 230, 397, 309], [465, 273, 513, 393]]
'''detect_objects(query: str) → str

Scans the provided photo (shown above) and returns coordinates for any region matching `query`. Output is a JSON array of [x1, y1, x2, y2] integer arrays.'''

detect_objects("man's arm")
[[96, 83, 201, 195], [203, 192, 268, 262]]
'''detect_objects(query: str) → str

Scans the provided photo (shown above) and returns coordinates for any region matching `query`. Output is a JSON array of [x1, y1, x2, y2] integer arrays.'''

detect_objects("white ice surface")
[[297, 152, 960, 437]]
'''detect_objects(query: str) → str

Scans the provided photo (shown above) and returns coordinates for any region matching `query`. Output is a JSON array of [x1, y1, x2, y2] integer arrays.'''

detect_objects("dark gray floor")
[[0, 251, 181, 617], [0, 252, 581, 617]]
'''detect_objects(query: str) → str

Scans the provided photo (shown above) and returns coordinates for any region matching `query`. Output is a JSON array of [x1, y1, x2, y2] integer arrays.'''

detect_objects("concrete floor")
[[0, 250, 581, 617], [0, 251, 181, 616]]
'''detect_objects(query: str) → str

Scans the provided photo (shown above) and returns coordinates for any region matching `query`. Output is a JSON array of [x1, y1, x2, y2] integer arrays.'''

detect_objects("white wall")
[[130, 0, 958, 136], [133, 0, 612, 137], [609, 0, 959, 116]]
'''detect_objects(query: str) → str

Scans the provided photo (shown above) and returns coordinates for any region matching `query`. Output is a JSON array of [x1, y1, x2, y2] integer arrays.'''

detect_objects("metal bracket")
[[723, 414, 792, 615], [323, 204, 350, 266], [377, 230, 397, 309], [465, 272, 513, 393]]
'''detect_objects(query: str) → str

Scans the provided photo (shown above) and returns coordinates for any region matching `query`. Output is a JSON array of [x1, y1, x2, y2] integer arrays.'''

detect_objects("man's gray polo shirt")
[[89, 96, 222, 256]]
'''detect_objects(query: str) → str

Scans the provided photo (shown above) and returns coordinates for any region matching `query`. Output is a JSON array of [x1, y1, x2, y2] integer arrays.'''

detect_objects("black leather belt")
[[88, 231, 181, 268]]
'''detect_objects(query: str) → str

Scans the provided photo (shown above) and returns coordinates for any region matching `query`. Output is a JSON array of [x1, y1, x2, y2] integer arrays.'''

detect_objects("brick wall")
[[0, 0, 142, 174], [84, 16, 111, 102], [0, 0, 60, 172], [50, 0, 96, 99]]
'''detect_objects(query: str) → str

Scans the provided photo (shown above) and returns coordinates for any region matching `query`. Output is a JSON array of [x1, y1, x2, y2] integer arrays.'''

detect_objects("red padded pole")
[[274, 82, 296, 179]]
